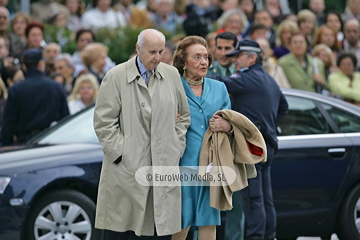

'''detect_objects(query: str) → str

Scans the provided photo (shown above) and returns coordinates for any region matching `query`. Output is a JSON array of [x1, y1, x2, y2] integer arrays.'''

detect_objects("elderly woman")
[[278, 33, 326, 92], [328, 52, 360, 105], [216, 9, 248, 40], [67, 73, 99, 114], [172, 36, 232, 240], [273, 19, 299, 59], [80, 43, 109, 84]]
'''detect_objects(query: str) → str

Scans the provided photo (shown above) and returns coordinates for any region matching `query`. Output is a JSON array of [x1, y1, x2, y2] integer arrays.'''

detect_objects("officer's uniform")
[[216, 40, 288, 240], [206, 62, 235, 79]]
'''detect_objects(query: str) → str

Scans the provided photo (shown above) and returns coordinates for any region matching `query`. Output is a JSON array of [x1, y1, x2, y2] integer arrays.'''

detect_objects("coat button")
[[199, 110, 203, 112], [201, 125, 204, 128]]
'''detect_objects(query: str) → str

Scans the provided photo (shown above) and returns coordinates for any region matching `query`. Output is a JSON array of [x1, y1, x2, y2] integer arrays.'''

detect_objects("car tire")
[[25, 189, 98, 240], [336, 184, 360, 240]]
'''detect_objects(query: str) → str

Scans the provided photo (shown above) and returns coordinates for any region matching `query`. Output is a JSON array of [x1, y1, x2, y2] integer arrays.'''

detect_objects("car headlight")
[[0, 177, 11, 194]]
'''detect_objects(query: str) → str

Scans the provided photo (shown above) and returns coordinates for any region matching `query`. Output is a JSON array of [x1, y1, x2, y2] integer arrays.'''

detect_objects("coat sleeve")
[[93, 69, 124, 162], [1, 87, 18, 145], [220, 83, 231, 110], [173, 71, 190, 156]]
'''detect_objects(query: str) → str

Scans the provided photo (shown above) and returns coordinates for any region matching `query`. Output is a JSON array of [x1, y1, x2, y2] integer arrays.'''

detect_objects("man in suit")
[[2, 48, 69, 145], [207, 31, 238, 78], [93, 29, 190, 240], [216, 39, 288, 240]]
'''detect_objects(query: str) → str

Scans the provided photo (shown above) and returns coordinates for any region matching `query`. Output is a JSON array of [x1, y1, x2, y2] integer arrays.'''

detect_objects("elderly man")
[[43, 42, 61, 77], [93, 29, 190, 240], [343, 19, 360, 70], [54, 54, 75, 95], [207, 31, 238, 78], [0, 7, 25, 57], [2, 48, 69, 145]]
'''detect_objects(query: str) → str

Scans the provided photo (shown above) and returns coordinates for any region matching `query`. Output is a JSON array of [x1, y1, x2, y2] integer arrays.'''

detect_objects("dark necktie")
[[226, 68, 231, 76]]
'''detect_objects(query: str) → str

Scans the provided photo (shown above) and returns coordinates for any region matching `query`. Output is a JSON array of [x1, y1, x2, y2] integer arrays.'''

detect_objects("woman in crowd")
[[278, 33, 326, 92], [67, 73, 99, 115], [313, 25, 341, 60], [172, 36, 232, 240], [328, 52, 360, 105], [81, 0, 126, 30], [297, 9, 317, 49], [324, 11, 344, 42], [312, 43, 338, 79], [61, 0, 85, 31], [25, 22, 45, 49], [216, 9, 248, 40], [11, 12, 31, 44], [256, 38, 291, 88], [273, 19, 299, 59], [80, 42, 109, 84]]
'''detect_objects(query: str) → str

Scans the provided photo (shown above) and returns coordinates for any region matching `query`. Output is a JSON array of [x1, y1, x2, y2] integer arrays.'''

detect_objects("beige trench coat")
[[93, 56, 190, 236]]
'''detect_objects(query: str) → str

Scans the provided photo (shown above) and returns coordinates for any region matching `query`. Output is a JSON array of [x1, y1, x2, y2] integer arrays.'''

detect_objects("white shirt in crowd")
[[81, 7, 127, 30], [68, 99, 87, 115]]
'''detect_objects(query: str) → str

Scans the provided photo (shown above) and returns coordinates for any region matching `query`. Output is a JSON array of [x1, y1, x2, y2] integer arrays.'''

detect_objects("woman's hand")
[[313, 73, 325, 85], [209, 115, 232, 133]]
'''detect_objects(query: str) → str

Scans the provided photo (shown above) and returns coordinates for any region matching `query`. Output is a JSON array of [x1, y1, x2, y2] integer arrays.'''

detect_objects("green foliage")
[[44, 24, 176, 65]]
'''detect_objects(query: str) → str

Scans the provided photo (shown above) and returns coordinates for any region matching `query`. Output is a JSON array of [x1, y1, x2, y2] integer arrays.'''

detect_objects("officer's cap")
[[226, 39, 262, 57]]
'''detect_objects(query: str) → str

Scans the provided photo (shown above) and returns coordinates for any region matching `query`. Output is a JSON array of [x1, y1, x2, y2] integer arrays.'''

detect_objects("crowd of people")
[[0, 0, 360, 144]]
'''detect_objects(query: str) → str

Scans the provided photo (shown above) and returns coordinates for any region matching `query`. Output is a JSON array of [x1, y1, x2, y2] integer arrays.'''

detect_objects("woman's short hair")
[[25, 21, 44, 39], [173, 36, 213, 75], [68, 73, 99, 102], [297, 9, 317, 34], [337, 52, 358, 67], [275, 19, 299, 46], [311, 43, 335, 67], [80, 43, 108, 67], [11, 12, 31, 32], [217, 9, 248, 34], [75, 29, 95, 42], [313, 25, 341, 51]]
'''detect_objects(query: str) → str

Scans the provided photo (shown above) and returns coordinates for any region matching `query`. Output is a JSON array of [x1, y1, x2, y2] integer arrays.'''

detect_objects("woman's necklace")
[[183, 72, 203, 86]]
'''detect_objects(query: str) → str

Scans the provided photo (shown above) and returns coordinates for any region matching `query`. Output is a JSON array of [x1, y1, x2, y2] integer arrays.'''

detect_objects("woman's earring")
[[183, 66, 186, 73]]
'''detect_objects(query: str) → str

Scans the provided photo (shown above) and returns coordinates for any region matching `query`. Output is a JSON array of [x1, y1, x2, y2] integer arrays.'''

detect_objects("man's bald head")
[[136, 29, 166, 70], [137, 29, 166, 48], [344, 19, 360, 46]]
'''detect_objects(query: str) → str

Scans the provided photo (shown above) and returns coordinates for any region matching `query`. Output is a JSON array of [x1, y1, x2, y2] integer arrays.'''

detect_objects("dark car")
[[1, 89, 360, 240]]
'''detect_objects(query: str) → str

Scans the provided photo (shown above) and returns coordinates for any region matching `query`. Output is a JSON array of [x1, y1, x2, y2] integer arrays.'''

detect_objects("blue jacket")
[[216, 63, 288, 149], [2, 69, 69, 145]]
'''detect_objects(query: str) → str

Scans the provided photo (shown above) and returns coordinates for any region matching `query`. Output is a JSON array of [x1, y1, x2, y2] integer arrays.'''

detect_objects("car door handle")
[[328, 148, 346, 159]]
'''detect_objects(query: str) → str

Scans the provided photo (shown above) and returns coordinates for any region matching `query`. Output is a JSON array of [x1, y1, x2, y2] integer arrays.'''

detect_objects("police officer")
[[207, 31, 238, 78], [2, 48, 69, 145], [217, 39, 288, 240]]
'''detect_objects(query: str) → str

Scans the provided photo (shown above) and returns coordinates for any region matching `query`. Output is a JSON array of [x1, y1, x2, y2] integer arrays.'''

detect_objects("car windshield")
[[36, 107, 99, 145]]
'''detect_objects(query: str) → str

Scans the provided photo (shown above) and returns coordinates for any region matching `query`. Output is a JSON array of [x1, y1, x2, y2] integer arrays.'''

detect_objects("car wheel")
[[25, 189, 97, 240], [336, 184, 360, 240]]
